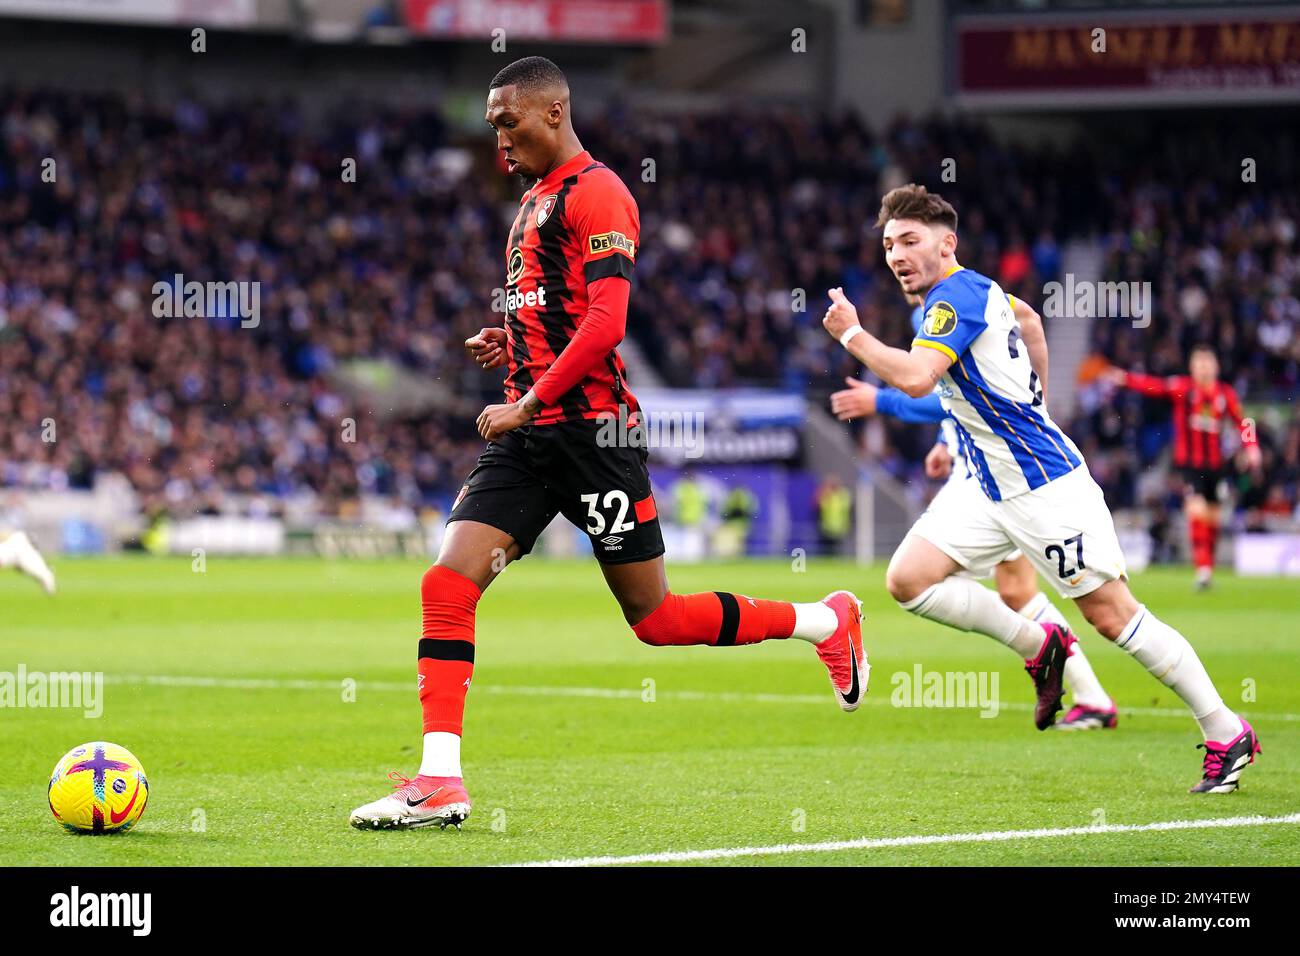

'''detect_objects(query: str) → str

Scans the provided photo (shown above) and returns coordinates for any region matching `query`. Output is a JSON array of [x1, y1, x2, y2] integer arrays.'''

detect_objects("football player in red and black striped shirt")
[[1106, 346, 1262, 589], [350, 57, 865, 831]]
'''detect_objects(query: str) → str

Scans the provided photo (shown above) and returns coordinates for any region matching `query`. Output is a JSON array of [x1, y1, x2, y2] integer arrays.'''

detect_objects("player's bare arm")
[[1100, 365, 1129, 387], [1012, 297, 1049, 401], [822, 286, 951, 397]]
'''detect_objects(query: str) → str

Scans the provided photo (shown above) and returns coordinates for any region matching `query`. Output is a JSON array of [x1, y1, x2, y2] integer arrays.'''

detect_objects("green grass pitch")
[[1, 556, 1296, 866]]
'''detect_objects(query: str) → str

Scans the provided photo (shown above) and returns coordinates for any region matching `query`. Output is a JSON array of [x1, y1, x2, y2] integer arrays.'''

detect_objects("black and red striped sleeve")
[[566, 171, 638, 284]]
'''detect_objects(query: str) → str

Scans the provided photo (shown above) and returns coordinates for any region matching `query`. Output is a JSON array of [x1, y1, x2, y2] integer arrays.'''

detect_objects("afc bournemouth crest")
[[536, 194, 558, 227]]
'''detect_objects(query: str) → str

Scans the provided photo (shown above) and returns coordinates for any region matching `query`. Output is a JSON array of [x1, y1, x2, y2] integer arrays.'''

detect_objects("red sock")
[[1204, 520, 1218, 570], [631, 592, 795, 647], [418, 565, 480, 735], [1189, 516, 1212, 571]]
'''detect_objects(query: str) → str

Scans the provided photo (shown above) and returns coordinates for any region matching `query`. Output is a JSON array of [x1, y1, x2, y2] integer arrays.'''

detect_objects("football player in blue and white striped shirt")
[[823, 185, 1258, 793], [830, 298, 1116, 731]]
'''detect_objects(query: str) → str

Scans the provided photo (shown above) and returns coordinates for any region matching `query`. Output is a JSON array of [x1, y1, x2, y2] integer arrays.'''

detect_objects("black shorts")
[[448, 420, 665, 565], [1177, 465, 1225, 502]]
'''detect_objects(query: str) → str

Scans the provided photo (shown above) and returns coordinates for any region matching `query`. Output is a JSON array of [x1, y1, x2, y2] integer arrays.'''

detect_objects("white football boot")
[[350, 772, 472, 830]]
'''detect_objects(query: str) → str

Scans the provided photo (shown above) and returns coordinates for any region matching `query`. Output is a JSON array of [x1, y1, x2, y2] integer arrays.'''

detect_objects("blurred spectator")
[[816, 474, 853, 555]]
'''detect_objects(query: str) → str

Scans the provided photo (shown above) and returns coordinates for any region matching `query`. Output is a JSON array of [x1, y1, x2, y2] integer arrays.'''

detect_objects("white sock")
[[418, 731, 462, 778], [1018, 592, 1111, 709], [790, 601, 838, 643], [1117, 605, 1243, 741], [901, 576, 1045, 658], [1018, 590, 1067, 629]]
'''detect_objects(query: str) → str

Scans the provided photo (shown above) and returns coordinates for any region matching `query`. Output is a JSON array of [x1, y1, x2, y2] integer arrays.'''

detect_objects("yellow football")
[[48, 742, 149, 834]]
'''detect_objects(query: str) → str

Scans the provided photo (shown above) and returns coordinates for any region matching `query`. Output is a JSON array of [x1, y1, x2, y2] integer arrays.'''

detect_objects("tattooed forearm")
[[519, 391, 543, 418]]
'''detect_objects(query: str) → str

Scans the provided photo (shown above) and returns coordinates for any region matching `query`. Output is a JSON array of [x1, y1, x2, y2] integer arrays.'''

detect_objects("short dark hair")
[[876, 183, 958, 232], [489, 56, 568, 97]]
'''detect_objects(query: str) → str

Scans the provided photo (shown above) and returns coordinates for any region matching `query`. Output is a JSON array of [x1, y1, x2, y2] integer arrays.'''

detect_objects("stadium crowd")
[[0, 88, 490, 518], [0, 88, 1295, 527], [1070, 118, 1300, 526]]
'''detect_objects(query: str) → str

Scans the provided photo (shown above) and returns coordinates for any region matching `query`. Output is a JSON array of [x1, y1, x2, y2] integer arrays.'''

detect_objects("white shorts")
[[910, 465, 1127, 599], [926, 474, 1022, 580]]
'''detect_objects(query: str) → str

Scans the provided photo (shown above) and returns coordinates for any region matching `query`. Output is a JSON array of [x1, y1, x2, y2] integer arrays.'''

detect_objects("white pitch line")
[[510, 812, 1300, 867], [99, 674, 1300, 722]]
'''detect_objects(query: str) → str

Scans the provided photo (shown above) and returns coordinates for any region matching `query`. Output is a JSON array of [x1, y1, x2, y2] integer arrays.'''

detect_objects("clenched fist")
[[465, 328, 508, 370], [822, 287, 860, 341], [476, 401, 531, 441], [924, 442, 953, 480]]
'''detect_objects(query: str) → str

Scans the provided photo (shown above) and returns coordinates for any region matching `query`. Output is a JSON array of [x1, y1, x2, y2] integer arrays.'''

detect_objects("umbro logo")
[[600, 536, 623, 546]]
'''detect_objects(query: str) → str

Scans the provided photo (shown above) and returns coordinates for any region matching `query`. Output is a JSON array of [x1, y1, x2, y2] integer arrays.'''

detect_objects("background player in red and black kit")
[[350, 57, 866, 830], [1105, 346, 1262, 590]]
